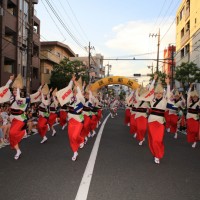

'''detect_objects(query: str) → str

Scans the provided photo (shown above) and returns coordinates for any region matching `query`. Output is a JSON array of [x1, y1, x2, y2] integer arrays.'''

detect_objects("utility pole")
[[149, 29, 160, 72], [171, 45, 175, 88], [26, 0, 34, 96], [87, 42, 94, 83]]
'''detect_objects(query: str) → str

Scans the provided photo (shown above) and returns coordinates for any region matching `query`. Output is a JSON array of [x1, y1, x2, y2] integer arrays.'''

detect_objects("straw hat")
[[190, 90, 199, 97], [12, 74, 23, 89], [52, 88, 57, 96], [41, 84, 49, 95]]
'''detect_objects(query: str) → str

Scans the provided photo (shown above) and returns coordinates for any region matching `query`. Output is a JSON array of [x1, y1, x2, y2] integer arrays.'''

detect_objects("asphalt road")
[[0, 110, 200, 200]]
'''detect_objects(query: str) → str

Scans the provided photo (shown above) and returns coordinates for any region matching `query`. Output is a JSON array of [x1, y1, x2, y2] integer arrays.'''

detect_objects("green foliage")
[[175, 62, 200, 89], [119, 90, 126, 100], [149, 71, 167, 85], [50, 58, 89, 89]]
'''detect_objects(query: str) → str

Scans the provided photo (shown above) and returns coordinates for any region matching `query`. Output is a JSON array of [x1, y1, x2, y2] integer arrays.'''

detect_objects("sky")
[[35, 0, 182, 83]]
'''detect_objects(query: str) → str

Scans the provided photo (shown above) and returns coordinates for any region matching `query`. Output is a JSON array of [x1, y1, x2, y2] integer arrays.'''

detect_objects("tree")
[[149, 71, 167, 85], [175, 62, 200, 90], [50, 58, 89, 89]]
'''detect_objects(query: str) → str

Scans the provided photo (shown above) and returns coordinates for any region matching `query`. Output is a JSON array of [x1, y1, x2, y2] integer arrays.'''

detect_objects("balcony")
[[40, 51, 60, 64], [4, 10, 17, 31], [2, 39, 16, 59], [181, 30, 190, 47]]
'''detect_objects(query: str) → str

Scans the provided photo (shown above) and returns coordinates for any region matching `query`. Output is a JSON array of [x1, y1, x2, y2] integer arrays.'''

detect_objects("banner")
[[30, 91, 41, 103], [139, 88, 155, 102], [0, 86, 11, 103], [90, 76, 139, 91], [56, 86, 73, 106]]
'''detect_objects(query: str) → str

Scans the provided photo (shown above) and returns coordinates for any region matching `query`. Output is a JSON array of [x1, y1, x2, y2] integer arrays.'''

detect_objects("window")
[[181, 48, 184, 58], [177, 16, 179, 25], [33, 45, 39, 57], [180, 7, 184, 21], [44, 68, 50, 74], [186, 21, 190, 31], [195, 18, 197, 24], [181, 28, 184, 38], [4, 58, 14, 73], [185, 43, 190, 54], [32, 67, 39, 79], [7, 0, 17, 16]]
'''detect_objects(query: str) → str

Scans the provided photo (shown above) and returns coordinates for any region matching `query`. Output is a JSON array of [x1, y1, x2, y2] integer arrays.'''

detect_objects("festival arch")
[[90, 76, 140, 91]]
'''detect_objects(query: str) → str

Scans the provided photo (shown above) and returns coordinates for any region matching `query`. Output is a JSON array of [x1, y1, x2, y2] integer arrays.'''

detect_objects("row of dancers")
[[124, 74, 200, 164], [0, 74, 103, 161]]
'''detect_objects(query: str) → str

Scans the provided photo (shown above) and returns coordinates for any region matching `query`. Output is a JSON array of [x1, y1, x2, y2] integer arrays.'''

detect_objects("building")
[[0, 0, 40, 91], [163, 45, 176, 76], [176, 0, 200, 91], [70, 53, 105, 83], [40, 41, 76, 84]]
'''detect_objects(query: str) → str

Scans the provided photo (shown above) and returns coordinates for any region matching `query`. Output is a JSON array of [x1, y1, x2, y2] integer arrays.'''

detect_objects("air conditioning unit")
[[32, 0, 39, 4]]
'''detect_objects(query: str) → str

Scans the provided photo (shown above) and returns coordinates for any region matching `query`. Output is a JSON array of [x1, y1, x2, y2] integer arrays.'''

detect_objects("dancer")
[[186, 83, 200, 148], [9, 74, 30, 160], [37, 84, 51, 144], [148, 76, 170, 164]]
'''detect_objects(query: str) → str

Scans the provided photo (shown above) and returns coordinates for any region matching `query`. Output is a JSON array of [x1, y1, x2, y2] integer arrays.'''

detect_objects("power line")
[[41, 0, 66, 41], [43, 0, 86, 52], [64, 0, 89, 42]]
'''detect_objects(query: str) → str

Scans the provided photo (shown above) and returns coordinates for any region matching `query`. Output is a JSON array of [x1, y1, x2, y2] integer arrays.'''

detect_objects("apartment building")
[[176, 0, 200, 91], [70, 53, 105, 83], [0, 0, 40, 91], [40, 41, 76, 84]]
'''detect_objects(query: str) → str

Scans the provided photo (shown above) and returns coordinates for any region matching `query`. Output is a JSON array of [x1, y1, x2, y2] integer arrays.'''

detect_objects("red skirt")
[[9, 119, 25, 148], [90, 115, 98, 131], [81, 115, 91, 138], [48, 113, 57, 128], [165, 110, 170, 129], [187, 118, 199, 143], [37, 116, 48, 138], [168, 114, 178, 134], [124, 108, 131, 125], [148, 121, 165, 159], [68, 118, 84, 152], [136, 116, 147, 141], [60, 111, 67, 127], [130, 114, 137, 134], [97, 109, 102, 121]]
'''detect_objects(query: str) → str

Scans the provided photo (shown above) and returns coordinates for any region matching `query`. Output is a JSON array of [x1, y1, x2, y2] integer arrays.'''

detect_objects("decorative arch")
[[90, 76, 139, 91]]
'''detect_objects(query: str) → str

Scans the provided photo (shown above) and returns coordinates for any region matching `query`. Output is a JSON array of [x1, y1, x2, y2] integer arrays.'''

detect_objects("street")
[[0, 110, 200, 200]]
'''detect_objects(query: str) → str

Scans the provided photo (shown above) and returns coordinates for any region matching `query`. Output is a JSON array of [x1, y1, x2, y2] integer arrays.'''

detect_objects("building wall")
[[176, 0, 200, 92], [40, 42, 76, 84], [0, 0, 40, 91]]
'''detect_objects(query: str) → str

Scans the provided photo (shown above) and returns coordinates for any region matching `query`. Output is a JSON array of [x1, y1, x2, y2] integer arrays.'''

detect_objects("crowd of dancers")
[[124, 74, 200, 164], [0, 74, 103, 161], [1, 73, 199, 165]]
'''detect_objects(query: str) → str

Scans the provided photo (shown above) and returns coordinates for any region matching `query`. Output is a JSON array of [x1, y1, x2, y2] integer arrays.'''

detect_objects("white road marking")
[[75, 114, 110, 200]]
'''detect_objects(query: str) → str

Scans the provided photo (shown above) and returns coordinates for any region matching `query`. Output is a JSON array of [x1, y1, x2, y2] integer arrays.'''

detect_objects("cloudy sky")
[[36, 0, 181, 83]]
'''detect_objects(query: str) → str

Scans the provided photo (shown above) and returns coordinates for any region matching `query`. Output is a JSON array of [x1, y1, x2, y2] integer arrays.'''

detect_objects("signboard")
[[90, 76, 139, 91]]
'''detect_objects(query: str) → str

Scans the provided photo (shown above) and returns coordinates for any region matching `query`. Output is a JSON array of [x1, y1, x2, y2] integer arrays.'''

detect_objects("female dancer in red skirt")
[[9, 75, 30, 160], [186, 83, 200, 148], [148, 76, 170, 164]]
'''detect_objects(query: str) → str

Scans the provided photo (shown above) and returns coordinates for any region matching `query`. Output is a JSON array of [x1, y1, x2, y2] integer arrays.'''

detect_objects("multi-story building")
[[176, 0, 200, 91], [40, 41, 76, 84], [163, 45, 176, 76], [70, 53, 105, 83], [0, 0, 40, 91]]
